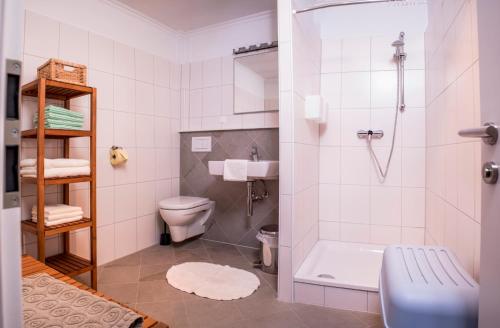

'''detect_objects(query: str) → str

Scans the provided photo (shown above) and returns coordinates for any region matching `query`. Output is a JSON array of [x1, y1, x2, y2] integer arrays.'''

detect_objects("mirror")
[[233, 49, 278, 114]]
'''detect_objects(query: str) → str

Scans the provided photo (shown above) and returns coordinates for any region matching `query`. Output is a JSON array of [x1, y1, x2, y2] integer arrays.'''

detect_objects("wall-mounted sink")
[[208, 160, 279, 180]]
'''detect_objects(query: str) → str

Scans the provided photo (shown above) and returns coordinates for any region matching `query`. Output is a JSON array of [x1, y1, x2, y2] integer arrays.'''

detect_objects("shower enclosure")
[[277, 0, 428, 306]]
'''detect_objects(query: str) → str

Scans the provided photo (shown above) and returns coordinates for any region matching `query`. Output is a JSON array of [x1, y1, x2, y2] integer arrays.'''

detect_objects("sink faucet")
[[251, 146, 260, 162]]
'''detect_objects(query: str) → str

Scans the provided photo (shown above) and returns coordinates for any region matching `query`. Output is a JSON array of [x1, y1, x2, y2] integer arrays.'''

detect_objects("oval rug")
[[166, 262, 260, 300]]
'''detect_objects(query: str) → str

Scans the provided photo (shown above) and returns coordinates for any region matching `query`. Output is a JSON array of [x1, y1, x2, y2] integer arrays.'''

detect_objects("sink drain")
[[317, 273, 335, 279]]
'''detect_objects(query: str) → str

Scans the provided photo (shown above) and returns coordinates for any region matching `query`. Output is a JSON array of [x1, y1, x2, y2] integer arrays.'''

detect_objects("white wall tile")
[[115, 219, 137, 258], [202, 86, 222, 117], [319, 110, 341, 146], [25, 11, 59, 58], [97, 225, 115, 265], [340, 186, 370, 224], [154, 86, 170, 117], [190, 61, 203, 89], [341, 110, 371, 146], [114, 111, 136, 147], [402, 147, 425, 188], [402, 227, 425, 245], [113, 148, 137, 185], [135, 82, 154, 115], [90, 70, 113, 110], [137, 182, 156, 216], [137, 214, 157, 249], [402, 187, 425, 227], [371, 186, 402, 226], [321, 74, 341, 109], [341, 37, 371, 72], [136, 114, 155, 147], [319, 221, 340, 240], [322, 39, 342, 73], [154, 57, 170, 87], [59, 23, 89, 65], [137, 148, 157, 182], [154, 117, 171, 148], [114, 76, 135, 113], [97, 187, 114, 227], [114, 184, 137, 222], [341, 72, 370, 108], [96, 148, 114, 187], [370, 225, 401, 245], [89, 33, 114, 73], [202, 58, 222, 87], [221, 56, 233, 85], [319, 147, 340, 184], [341, 223, 370, 242], [135, 49, 154, 83], [114, 42, 135, 78], [340, 148, 371, 185], [96, 109, 114, 148], [371, 71, 397, 108]]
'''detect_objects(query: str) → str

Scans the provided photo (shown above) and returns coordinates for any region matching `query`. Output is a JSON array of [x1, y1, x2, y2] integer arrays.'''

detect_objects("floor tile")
[[98, 282, 138, 304], [100, 265, 140, 284], [95, 238, 381, 328]]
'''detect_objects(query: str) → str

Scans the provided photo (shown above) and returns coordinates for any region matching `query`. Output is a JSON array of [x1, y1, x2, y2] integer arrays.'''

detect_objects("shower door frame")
[[477, 1, 500, 327]]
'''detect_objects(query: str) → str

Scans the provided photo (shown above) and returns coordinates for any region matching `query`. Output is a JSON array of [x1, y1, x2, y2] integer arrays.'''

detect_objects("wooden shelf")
[[22, 78, 93, 101], [21, 77, 98, 288], [21, 175, 92, 185], [22, 218, 93, 237], [22, 129, 92, 139], [45, 253, 94, 276]]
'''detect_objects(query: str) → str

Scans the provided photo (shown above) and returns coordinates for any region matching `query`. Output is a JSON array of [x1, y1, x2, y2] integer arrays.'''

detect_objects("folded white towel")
[[32, 210, 84, 222], [32, 204, 82, 216], [223, 159, 248, 182], [20, 166, 90, 178], [20, 158, 90, 169], [31, 215, 84, 226]]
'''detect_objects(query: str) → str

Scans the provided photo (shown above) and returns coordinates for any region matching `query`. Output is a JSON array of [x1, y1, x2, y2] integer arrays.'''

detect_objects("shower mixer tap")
[[357, 129, 384, 139]]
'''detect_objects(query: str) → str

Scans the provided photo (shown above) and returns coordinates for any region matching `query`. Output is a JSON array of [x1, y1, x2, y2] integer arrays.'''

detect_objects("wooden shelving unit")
[[21, 78, 97, 289]]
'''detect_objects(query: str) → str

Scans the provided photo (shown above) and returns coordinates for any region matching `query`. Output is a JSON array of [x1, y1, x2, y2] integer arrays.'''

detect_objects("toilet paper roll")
[[110, 147, 128, 166]]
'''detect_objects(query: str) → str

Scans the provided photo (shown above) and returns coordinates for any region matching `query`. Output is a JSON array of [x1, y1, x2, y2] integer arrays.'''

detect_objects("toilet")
[[159, 196, 215, 242]]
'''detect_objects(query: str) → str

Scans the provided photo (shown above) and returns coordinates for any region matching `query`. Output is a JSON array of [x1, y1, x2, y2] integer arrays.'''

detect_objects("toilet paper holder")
[[109, 146, 128, 166]]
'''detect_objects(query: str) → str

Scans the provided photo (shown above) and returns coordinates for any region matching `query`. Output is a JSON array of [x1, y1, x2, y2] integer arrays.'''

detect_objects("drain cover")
[[317, 273, 335, 279]]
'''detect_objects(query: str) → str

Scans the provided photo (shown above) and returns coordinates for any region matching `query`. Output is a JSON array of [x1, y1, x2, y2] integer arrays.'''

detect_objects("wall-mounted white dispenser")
[[304, 95, 328, 123]]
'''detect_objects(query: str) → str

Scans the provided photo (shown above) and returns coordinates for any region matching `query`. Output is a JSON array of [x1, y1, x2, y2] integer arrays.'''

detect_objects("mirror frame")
[[233, 48, 279, 115]]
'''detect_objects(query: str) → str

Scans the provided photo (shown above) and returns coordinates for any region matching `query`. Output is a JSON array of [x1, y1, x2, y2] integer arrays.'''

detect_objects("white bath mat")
[[166, 262, 260, 300]]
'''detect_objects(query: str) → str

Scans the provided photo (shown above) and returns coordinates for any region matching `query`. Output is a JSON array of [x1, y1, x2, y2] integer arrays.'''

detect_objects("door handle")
[[458, 122, 498, 145]]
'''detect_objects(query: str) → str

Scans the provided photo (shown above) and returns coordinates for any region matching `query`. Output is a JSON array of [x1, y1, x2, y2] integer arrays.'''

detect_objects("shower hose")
[[367, 57, 404, 180]]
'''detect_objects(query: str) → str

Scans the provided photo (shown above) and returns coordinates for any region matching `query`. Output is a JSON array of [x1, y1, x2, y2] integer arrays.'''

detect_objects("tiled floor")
[[80, 239, 383, 328]]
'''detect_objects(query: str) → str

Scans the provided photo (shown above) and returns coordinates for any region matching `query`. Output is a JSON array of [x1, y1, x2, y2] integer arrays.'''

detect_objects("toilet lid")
[[159, 196, 210, 210]]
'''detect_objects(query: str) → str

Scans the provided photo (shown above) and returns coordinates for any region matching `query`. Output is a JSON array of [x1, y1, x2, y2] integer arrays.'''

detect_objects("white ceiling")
[[115, 0, 277, 32]]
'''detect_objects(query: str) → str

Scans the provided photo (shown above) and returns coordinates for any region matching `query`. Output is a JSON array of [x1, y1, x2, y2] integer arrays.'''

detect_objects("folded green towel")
[[34, 112, 84, 124], [44, 105, 84, 119], [34, 118, 83, 128], [34, 122, 84, 130]]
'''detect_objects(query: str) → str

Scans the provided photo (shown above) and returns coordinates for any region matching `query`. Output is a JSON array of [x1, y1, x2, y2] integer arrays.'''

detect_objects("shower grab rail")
[[458, 122, 498, 145]]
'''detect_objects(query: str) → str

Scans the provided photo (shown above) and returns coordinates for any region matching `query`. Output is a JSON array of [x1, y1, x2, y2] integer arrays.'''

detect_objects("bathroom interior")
[[1, 0, 498, 327]]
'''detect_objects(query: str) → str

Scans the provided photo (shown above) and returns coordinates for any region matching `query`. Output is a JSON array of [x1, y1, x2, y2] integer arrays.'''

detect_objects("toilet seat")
[[159, 196, 209, 210]]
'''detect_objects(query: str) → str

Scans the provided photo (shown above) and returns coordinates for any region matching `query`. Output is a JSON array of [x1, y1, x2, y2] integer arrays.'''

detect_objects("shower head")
[[391, 39, 405, 47], [392, 31, 405, 48]]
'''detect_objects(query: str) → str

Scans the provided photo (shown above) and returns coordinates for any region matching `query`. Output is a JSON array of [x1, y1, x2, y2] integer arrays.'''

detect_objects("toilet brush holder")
[[160, 222, 171, 245]]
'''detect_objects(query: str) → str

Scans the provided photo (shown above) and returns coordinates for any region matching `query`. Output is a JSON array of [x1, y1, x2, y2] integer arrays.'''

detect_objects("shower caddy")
[[19, 78, 97, 289]]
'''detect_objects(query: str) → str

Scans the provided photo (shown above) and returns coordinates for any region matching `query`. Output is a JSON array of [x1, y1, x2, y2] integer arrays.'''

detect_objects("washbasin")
[[208, 160, 279, 180]]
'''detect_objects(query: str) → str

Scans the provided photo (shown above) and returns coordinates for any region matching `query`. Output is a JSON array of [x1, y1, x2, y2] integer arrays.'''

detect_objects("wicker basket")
[[37, 59, 87, 86]]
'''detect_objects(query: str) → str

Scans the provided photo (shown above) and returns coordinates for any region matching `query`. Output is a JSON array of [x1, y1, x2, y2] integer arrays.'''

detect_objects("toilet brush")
[[160, 222, 171, 245]]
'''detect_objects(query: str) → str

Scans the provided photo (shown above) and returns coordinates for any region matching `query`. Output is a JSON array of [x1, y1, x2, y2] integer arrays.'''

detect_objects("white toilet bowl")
[[159, 196, 215, 242]]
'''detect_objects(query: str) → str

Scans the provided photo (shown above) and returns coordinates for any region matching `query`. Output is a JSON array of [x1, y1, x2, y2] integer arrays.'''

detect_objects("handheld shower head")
[[391, 39, 405, 47]]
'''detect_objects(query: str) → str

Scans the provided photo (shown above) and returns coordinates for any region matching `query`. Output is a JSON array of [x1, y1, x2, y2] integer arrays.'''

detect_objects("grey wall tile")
[[180, 128, 279, 248]]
